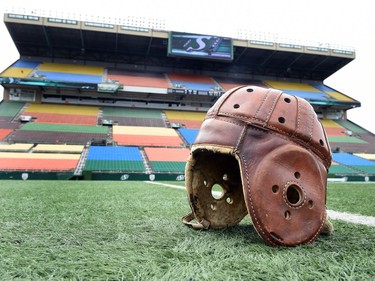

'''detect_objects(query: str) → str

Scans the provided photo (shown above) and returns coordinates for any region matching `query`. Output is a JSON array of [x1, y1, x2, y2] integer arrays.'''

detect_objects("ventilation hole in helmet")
[[270, 232, 284, 242], [308, 200, 314, 209], [233, 104, 240, 109], [226, 197, 233, 204], [247, 88, 254, 92], [278, 117, 285, 124], [319, 139, 324, 146], [284, 97, 291, 103], [210, 204, 217, 211], [284, 210, 291, 220], [222, 174, 228, 181], [211, 183, 224, 200], [286, 184, 303, 206], [294, 171, 301, 179], [203, 180, 208, 187], [272, 185, 279, 194]]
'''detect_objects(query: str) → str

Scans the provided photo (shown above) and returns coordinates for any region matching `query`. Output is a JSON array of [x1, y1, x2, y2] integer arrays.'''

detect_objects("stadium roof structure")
[[3, 13, 355, 81]]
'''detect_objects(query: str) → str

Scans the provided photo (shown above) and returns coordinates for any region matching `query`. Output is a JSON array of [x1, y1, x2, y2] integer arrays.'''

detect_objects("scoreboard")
[[168, 31, 233, 62]]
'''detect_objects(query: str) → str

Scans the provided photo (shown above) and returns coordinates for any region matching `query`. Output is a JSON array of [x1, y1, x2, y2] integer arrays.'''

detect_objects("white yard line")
[[145, 181, 375, 227], [326, 210, 375, 227]]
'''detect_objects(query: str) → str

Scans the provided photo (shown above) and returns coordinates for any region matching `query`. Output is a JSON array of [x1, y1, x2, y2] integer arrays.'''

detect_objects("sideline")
[[145, 181, 375, 227]]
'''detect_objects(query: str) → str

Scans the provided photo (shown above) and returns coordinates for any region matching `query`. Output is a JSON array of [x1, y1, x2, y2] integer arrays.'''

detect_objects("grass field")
[[0, 181, 374, 280]]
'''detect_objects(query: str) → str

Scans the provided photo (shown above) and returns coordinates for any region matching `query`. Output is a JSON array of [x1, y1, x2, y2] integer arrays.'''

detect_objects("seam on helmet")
[[215, 85, 247, 113], [264, 89, 282, 124], [308, 211, 326, 244], [252, 88, 271, 125], [212, 113, 330, 168], [240, 153, 276, 246], [263, 124, 331, 169], [293, 96, 301, 137], [235, 125, 248, 151], [209, 115, 246, 127], [308, 104, 315, 143]]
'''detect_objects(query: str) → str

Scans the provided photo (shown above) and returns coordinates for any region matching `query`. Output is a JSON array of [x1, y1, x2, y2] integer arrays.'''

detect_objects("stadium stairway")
[[73, 146, 90, 176], [139, 147, 153, 174]]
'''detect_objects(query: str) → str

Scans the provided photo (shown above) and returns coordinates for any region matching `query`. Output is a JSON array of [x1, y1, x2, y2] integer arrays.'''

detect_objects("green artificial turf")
[[0, 181, 373, 280], [327, 182, 375, 216]]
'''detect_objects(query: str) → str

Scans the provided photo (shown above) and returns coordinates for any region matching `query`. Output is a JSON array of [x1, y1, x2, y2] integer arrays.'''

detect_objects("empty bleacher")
[[332, 152, 375, 175], [178, 128, 199, 145], [164, 110, 205, 129], [23, 103, 99, 125], [0, 143, 33, 152], [311, 83, 356, 102], [33, 144, 84, 153], [107, 70, 170, 88], [0, 101, 24, 141], [0, 60, 40, 78], [167, 73, 220, 92], [0, 152, 80, 171], [328, 161, 361, 176], [264, 80, 329, 101], [144, 147, 190, 173], [354, 153, 375, 161], [322, 119, 375, 153], [101, 107, 165, 127], [6, 123, 108, 145], [34, 62, 104, 84], [215, 77, 268, 91], [83, 146, 145, 172], [0, 69, 374, 180], [113, 125, 183, 146]]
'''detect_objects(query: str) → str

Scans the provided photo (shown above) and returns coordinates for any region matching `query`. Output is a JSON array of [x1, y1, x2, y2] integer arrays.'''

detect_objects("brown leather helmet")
[[183, 85, 332, 246]]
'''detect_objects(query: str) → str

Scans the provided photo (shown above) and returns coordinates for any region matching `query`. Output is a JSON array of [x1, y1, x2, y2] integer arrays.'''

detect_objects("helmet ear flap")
[[184, 148, 248, 229], [243, 144, 328, 246]]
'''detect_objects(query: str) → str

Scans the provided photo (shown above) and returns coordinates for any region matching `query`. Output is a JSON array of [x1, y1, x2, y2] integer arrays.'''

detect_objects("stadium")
[[1, 12, 375, 181], [0, 9, 374, 280]]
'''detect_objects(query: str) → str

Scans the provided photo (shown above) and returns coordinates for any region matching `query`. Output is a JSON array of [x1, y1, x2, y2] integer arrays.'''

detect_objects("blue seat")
[[332, 153, 375, 166], [179, 128, 199, 145], [87, 146, 143, 161], [35, 71, 102, 84], [12, 60, 40, 69], [172, 81, 216, 91], [283, 90, 328, 101]]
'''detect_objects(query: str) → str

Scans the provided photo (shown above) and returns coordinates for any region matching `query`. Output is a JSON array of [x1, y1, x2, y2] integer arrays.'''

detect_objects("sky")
[[0, 0, 374, 133]]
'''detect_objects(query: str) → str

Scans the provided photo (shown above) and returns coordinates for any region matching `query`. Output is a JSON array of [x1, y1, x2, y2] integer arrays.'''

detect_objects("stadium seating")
[[215, 77, 268, 91], [107, 70, 170, 88], [33, 144, 84, 153], [0, 60, 40, 78], [83, 146, 145, 172], [0, 101, 25, 118], [332, 152, 375, 175], [164, 110, 205, 128], [354, 153, 375, 161], [179, 128, 199, 145], [144, 147, 190, 173], [311, 83, 355, 102], [7, 123, 108, 145], [101, 107, 166, 127], [0, 101, 24, 141], [264, 80, 328, 101], [0, 152, 80, 171], [167, 73, 220, 91], [113, 126, 183, 146], [328, 161, 361, 175], [0, 143, 34, 152], [34, 62, 104, 84], [23, 103, 99, 125]]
